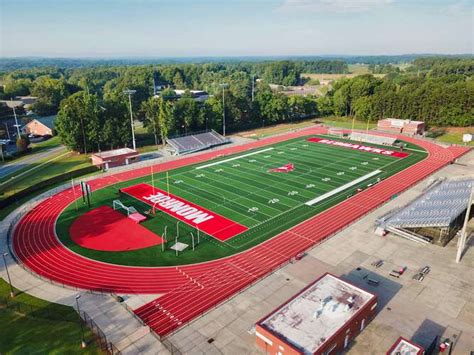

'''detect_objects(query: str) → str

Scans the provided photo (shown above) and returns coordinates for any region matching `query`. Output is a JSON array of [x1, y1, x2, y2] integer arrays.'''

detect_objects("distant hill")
[[1, 54, 472, 72]]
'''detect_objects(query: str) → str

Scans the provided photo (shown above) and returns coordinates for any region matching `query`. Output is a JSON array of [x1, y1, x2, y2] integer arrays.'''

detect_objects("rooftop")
[[93, 148, 138, 159], [387, 337, 424, 355], [259, 273, 375, 354]]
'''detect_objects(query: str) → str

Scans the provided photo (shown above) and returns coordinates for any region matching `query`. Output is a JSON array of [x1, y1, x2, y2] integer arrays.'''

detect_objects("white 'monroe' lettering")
[[144, 192, 214, 224]]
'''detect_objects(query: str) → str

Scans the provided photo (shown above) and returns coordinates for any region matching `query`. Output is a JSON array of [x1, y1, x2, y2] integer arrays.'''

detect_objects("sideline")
[[195, 147, 274, 170]]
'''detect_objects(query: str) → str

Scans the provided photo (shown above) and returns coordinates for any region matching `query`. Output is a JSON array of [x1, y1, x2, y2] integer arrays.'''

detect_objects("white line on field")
[[305, 169, 382, 206], [195, 148, 274, 170]]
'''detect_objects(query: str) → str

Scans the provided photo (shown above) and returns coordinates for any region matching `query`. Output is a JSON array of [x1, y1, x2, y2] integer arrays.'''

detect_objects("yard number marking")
[[361, 162, 368, 165], [248, 207, 259, 213], [232, 163, 240, 168], [337, 172, 345, 176], [322, 177, 331, 182], [288, 190, 298, 196], [268, 198, 279, 204], [195, 174, 205, 178], [215, 168, 224, 172], [306, 184, 315, 189], [174, 180, 183, 184], [349, 167, 357, 170]]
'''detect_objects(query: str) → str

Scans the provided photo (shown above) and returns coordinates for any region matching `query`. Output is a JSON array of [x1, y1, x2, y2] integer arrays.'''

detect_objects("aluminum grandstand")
[[166, 130, 230, 155], [376, 177, 474, 245], [350, 132, 397, 146]]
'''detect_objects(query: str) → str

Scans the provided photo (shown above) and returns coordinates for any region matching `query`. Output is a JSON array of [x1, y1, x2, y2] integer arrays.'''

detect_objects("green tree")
[[31, 76, 69, 115], [56, 91, 100, 153], [141, 96, 172, 146], [16, 134, 30, 152]]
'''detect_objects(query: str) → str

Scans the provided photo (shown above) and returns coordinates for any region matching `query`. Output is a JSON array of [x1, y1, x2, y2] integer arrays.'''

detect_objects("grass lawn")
[[426, 127, 474, 146], [0, 280, 100, 354], [56, 134, 426, 267], [0, 152, 93, 201]]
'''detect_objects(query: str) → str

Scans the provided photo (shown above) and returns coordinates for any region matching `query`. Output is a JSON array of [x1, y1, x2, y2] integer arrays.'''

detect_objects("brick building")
[[91, 148, 139, 170], [377, 118, 425, 135], [255, 273, 377, 355], [23, 116, 56, 136]]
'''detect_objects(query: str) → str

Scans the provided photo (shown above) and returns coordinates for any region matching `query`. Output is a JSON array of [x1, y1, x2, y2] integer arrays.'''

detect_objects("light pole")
[[75, 294, 86, 348], [219, 83, 229, 136], [123, 89, 137, 151], [2, 253, 14, 297], [251, 74, 256, 102], [6, 99, 21, 138]]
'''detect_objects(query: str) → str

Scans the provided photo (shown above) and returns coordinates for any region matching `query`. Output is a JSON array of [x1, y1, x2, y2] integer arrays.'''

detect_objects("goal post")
[[113, 199, 133, 216]]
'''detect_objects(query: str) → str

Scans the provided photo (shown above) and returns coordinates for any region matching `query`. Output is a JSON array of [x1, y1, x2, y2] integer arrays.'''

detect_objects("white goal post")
[[113, 200, 137, 216]]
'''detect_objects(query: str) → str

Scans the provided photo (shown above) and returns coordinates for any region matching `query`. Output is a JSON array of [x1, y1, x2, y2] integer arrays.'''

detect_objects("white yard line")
[[305, 169, 382, 206], [195, 147, 274, 170]]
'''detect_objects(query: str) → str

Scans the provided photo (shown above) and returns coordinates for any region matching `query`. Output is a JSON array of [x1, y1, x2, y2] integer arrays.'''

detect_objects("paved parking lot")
[[168, 150, 474, 354]]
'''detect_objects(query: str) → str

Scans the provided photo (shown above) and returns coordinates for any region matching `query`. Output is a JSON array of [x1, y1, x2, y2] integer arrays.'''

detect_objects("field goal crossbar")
[[328, 128, 345, 138], [113, 200, 137, 216]]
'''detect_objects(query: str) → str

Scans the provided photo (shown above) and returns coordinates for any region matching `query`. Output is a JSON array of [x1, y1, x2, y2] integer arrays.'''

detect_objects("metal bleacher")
[[350, 132, 396, 146], [377, 177, 474, 244], [166, 130, 230, 155]]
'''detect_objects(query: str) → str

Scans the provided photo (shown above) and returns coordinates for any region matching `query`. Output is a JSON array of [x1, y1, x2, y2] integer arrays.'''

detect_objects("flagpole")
[[166, 171, 170, 196], [151, 165, 155, 191]]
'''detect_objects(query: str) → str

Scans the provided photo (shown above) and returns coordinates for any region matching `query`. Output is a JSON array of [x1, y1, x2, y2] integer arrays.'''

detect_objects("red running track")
[[12, 127, 470, 337]]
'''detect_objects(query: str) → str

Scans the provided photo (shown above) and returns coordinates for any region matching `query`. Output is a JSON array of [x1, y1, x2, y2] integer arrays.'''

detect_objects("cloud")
[[278, 0, 395, 13]]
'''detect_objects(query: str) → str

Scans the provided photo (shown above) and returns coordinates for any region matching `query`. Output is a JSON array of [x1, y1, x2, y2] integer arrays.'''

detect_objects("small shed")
[[91, 148, 139, 170], [386, 337, 424, 355]]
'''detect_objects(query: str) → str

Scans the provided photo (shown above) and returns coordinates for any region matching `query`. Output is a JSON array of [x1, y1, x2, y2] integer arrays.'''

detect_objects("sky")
[[1, 0, 473, 57]]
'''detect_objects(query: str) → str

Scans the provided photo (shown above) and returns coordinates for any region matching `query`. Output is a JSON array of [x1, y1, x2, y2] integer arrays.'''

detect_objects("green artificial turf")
[[0, 280, 100, 354], [56, 134, 427, 266]]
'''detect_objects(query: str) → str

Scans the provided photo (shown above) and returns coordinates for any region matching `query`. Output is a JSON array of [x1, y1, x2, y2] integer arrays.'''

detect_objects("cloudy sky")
[[1, 0, 472, 57]]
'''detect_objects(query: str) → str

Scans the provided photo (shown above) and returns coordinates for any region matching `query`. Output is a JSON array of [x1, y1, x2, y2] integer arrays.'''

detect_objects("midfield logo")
[[268, 163, 294, 173]]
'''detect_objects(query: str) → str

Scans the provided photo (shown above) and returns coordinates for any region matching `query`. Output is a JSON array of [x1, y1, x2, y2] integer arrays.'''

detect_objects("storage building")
[[91, 148, 139, 170], [255, 273, 377, 355]]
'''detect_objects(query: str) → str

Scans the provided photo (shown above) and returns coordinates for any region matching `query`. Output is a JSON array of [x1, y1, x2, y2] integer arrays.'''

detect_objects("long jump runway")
[[11, 126, 470, 337]]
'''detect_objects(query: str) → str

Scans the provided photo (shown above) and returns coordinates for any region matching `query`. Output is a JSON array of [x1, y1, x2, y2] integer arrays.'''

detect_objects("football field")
[[56, 135, 426, 266]]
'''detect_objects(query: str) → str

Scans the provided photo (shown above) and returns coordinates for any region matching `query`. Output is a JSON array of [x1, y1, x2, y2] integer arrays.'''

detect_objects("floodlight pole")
[[2, 253, 14, 297], [220, 83, 228, 136], [251, 75, 256, 102], [75, 295, 86, 348], [456, 186, 473, 263], [123, 89, 137, 151], [8, 99, 21, 138]]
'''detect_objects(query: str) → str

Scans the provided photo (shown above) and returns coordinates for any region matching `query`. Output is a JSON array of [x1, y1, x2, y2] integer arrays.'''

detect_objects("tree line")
[[0, 57, 472, 153]]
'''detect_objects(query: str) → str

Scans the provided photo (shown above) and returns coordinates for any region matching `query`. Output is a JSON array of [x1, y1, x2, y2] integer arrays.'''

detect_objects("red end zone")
[[307, 137, 409, 158], [121, 183, 248, 242]]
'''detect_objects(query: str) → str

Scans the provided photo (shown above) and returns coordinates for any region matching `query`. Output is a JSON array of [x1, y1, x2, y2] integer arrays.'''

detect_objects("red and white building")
[[377, 118, 425, 135], [91, 148, 139, 170], [255, 273, 377, 355], [386, 337, 424, 355]]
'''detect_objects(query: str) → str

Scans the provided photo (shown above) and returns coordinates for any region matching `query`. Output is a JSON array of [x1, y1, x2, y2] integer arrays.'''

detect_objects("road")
[[0, 145, 66, 180]]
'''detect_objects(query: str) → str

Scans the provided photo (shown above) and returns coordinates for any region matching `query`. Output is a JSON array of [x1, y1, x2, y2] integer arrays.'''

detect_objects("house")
[[23, 115, 56, 136]]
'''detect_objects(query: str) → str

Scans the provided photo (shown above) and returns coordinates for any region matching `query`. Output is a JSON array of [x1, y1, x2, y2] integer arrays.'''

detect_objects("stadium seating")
[[350, 132, 396, 146], [167, 131, 230, 155]]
